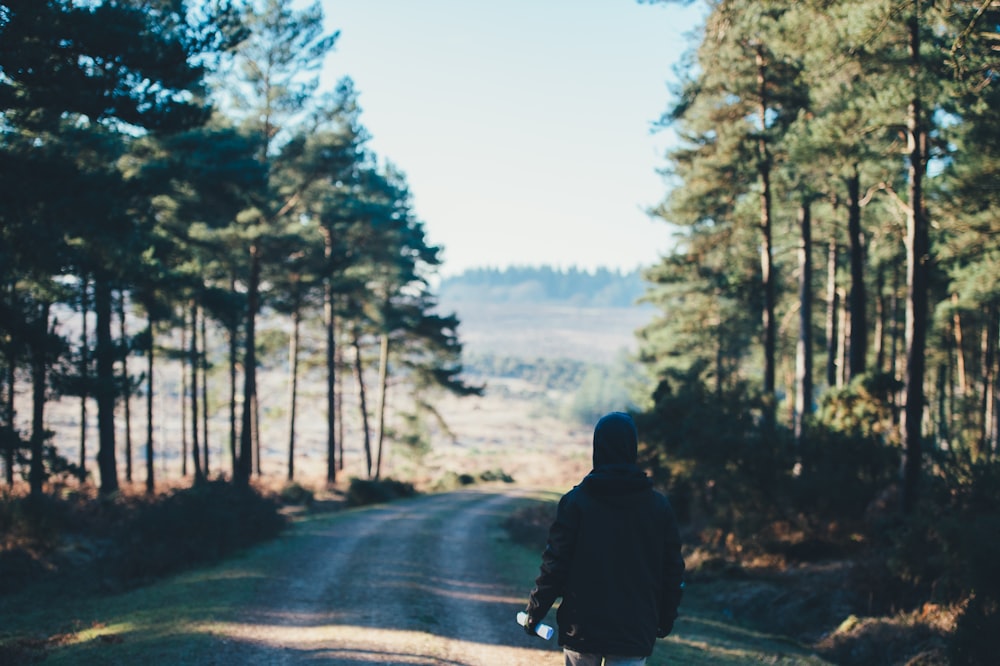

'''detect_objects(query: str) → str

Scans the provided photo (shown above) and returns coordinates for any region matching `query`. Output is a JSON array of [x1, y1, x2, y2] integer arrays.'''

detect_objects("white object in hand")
[[517, 611, 554, 640]]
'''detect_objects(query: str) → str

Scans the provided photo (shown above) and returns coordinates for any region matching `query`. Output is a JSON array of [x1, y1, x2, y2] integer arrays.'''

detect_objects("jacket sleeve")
[[657, 502, 685, 637], [525, 493, 578, 623]]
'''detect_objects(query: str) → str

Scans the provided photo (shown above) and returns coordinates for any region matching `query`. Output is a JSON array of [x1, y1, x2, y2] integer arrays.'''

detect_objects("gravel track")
[[210, 489, 562, 665]]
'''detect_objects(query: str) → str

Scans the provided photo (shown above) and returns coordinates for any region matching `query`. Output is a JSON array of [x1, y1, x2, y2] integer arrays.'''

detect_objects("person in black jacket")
[[523, 411, 685, 666]]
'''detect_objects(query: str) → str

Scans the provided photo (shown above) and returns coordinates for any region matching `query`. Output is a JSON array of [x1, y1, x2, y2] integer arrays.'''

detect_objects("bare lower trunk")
[[189, 299, 203, 483], [352, 326, 373, 479], [891, 262, 902, 382], [95, 277, 118, 495], [79, 278, 88, 484], [29, 301, 50, 499], [336, 335, 345, 472], [237, 245, 261, 487], [3, 354, 14, 486], [981, 306, 997, 457], [201, 305, 209, 476], [837, 287, 848, 388], [874, 267, 886, 373], [228, 279, 238, 478], [847, 167, 867, 381], [756, 47, 776, 434], [952, 293, 968, 396], [119, 290, 133, 484], [145, 318, 155, 494], [374, 333, 390, 480], [794, 200, 813, 445], [181, 315, 188, 477], [901, 4, 929, 514], [322, 226, 338, 485], [825, 236, 840, 388], [287, 292, 301, 482]]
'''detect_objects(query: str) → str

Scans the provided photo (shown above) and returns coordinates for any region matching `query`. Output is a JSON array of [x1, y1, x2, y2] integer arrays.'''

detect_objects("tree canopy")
[[1, 0, 476, 496], [638, 0, 999, 658]]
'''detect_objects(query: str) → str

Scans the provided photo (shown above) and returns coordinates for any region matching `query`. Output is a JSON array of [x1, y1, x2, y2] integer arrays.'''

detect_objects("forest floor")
[[0, 487, 854, 665], [0, 300, 960, 664], [1, 385, 959, 665]]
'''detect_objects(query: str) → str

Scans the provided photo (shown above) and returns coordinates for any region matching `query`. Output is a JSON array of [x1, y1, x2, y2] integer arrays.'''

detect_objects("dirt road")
[[210, 489, 562, 665]]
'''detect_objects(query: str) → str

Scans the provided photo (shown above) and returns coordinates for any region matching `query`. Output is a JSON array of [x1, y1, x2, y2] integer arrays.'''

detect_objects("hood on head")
[[592, 411, 638, 468]]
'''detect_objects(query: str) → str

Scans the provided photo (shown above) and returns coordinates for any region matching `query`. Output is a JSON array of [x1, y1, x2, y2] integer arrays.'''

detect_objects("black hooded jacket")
[[526, 412, 685, 657]]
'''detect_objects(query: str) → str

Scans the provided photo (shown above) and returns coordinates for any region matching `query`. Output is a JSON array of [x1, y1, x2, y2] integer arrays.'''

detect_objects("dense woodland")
[[2, 0, 999, 662], [633, 0, 999, 661], [0, 0, 481, 498]]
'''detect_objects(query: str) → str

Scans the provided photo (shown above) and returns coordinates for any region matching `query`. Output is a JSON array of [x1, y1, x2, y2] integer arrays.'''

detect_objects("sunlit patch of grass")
[[0, 515, 308, 664], [649, 613, 831, 665]]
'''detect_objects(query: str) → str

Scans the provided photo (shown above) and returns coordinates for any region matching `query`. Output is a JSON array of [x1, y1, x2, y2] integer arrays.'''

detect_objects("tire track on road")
[[219, 489, 560, 665]]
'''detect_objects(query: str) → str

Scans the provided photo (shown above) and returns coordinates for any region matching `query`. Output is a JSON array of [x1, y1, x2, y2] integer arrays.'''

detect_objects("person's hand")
[[523, 614, 539, 637], [656, 620, 674, 638]]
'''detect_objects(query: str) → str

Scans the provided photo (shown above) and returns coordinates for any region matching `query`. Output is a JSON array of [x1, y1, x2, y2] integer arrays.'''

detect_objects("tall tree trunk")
[[901, 3, 929, 514], [237, 244, 261, 487], [981, 306, 997, 457], [189, 299, 203, 483], [951, 293, 968, 396], [936, 361, 949, 449], [180, 313, 188, 477], [352, 325, 373, 479], [79, 278, 89, 484], [336, 330, 345, 472], [890, 262, 902, 381], [374, 333, 390, 480], [254, 389, 261, 477], [28, 301, 50, 500], [1, 281, 13, 486], [837, 287, 849, 388], [145, 317, 155, 494], [322, 229, 338, 486], [118, 290, 133, 484], [3, 352, 14, 486], [825, 236, 840, 388], [756, 47, 777, 420], [847, 166, 867, 381], [287, 282, 302, 481], [874, 266, 886, 373], [201, 305, 209, 476], [991, 312, 999, 457], [794, 200, 813, 445], [94, 276, 119, 495], [228, 277, 238, 479], [715, 299, 725, 399]]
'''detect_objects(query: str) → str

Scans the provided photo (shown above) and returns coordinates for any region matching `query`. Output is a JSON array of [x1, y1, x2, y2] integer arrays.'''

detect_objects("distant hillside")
[[436, 265, 656, 425], [435, 265, 655, 365], [438, 265, 647, 308]]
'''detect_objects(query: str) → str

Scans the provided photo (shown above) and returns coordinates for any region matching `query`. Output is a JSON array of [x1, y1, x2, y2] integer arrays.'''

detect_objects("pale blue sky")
[[319, 0, 704, 275]]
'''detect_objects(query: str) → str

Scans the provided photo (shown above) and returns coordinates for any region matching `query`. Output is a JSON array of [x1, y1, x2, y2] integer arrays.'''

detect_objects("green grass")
[[0, 508, 347, 665], [1, 567, 261, 664]]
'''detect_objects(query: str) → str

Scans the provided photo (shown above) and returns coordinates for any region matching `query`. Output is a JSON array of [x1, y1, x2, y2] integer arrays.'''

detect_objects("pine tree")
[[210, 0, 338, 485]]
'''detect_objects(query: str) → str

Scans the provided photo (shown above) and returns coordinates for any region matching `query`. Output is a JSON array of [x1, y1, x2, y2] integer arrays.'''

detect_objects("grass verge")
[[493, 492, 835, 666], [0, 505, 348, 665]]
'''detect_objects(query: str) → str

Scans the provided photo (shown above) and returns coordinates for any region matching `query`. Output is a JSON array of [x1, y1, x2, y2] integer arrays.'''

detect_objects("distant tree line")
[[0, 0, 480, 500], [636, 0, 998, 659], [438, 265, 647, 308]]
